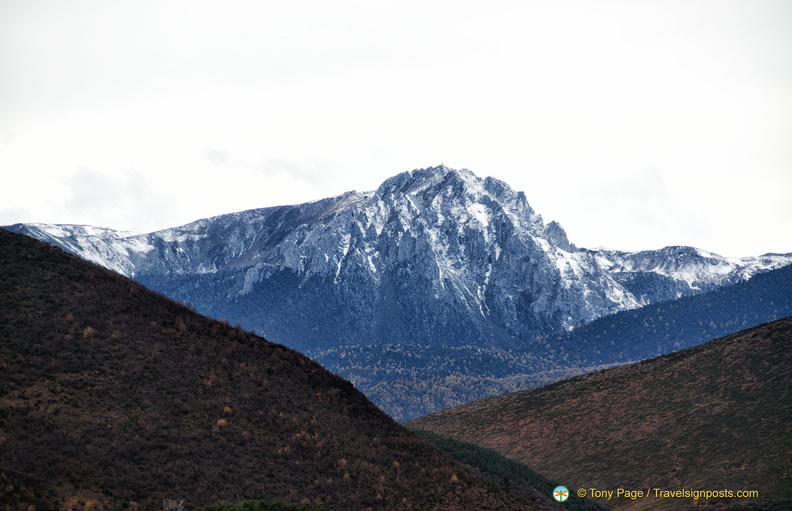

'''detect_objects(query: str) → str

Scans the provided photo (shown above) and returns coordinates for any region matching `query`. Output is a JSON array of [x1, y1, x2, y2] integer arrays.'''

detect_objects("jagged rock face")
[[7, 166, 791, 353], [236, 167, 590, 350]]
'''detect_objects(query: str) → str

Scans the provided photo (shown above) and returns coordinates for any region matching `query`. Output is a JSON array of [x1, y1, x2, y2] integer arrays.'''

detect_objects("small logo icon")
[[554, 485, 570, 502]]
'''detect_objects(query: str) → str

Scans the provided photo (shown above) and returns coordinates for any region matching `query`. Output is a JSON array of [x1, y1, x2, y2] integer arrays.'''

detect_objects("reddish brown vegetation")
[[408, 317, 792, 510], [0, 229, 544, 511]]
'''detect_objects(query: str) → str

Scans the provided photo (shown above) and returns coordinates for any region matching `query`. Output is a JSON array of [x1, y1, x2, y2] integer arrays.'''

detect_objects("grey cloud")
[[255, 157, 334, 185], [203, 149, 231, 166], [2, 131, 16, 146], [201, 148, 334, 186], [62, 168, 172, 232], [624, 166, 666, 203], [0, 205, 33, 226]]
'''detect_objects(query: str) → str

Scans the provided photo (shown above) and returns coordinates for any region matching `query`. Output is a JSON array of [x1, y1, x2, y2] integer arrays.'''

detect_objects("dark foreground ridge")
[[407, 316, 792, 510], [0, 229, 544, 511]]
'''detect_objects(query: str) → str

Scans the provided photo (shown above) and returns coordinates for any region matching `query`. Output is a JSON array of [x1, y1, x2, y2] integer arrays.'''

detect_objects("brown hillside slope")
[[0, 229, 545, 511], [408, 316, 792, 510]]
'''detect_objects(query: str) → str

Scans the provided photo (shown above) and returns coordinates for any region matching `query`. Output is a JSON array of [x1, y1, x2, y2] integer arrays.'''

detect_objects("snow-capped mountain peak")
[[6, 165, 791, 351]]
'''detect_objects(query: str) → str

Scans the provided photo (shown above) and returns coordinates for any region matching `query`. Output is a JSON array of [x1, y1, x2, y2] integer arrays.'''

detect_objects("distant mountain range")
[[319, 262, 792, 420], [7, 165, 792, 419], [0, 229, 552, 511], [407, 316, 792, 510]]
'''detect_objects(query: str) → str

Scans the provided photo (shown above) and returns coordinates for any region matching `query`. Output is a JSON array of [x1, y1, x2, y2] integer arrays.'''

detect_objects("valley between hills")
[[407, 317, 792, 510]]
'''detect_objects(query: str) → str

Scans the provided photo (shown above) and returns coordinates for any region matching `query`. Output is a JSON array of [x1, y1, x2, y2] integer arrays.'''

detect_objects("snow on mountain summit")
[[6, 165, 792, 349]]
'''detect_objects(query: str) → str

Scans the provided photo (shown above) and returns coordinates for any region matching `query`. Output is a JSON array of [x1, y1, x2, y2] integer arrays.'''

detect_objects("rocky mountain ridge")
[[9, 166, 789, 349]]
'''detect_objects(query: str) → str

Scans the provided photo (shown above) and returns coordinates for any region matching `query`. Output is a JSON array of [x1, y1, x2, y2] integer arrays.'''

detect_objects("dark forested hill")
[[0, 229, 545, 511], [407, 317, 792, 510]]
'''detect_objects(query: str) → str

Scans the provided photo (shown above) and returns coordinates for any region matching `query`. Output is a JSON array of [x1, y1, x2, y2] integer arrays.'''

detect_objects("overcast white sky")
[[1, 0, 790, 257]]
